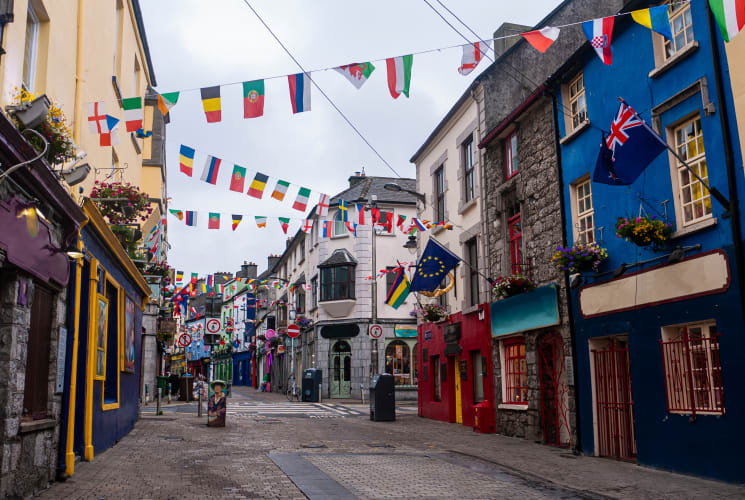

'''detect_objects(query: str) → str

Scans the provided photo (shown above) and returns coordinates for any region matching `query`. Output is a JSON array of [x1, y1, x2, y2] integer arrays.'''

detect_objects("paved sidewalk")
[[38, 388, 745, 499]]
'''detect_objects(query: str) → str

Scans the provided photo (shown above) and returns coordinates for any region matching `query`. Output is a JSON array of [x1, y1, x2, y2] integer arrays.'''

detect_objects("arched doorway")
[[330, 340, 352, 398]]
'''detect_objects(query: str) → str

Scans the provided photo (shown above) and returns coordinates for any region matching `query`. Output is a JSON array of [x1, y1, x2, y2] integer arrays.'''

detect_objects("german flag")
[[200, 86, 221, 123], [247, 172, 269, 199]]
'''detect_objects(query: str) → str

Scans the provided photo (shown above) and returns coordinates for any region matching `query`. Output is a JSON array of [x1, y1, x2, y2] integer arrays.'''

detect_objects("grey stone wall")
[[483, 99, 577, 448], [0, 266, 65, 498]]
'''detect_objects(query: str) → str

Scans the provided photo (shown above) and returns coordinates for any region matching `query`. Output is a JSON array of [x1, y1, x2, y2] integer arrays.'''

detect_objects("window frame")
[[463, 136, 476, 202], [310, 276, 318, 309], [23, 2, 40, 92], [664, 2, 694, 60], [566, 72, 587, 133], [503, 338, 528, 405], [319, 264, 355, 302], [434, 166, 445, 222], [504, 131, 519, 180], [432, 355, 441, 402], [572, 178, 595, 244], [508, 213, 522, 275], [660, 321, 723, 416], [671, 116, 712, 227], [385, 340, 414, 386], [465, 237, 479, 306]]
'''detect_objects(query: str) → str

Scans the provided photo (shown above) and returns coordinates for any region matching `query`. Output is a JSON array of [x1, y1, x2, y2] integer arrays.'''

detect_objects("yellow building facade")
[[726, 35, 744, 167], [0, 0, 166, 235]]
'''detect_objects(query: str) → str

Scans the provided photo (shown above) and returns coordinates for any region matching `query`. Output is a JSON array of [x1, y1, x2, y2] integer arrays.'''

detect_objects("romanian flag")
[[278, 217, 290, 234], [200, 155, 221, 185], [247, 172, 269, 199], [271, 180, 290, 201], [157, 91, 179, 117], [179, 145, 195, 176], [232, 214, 242, 231], [385, 267, 410, 309], [230, 165, 246, 193], [200, 86, 221, 123], [255, 216, 267, 228], [176, 271, 184, 282], [243, 80, 265, 118], [169, 209, 184, 220], [208, 213, 220, 229], [631, 6, 672, 39], [185, 211, 197, 226]]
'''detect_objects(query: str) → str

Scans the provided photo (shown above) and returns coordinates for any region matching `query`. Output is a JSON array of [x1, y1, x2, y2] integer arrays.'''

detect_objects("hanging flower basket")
[[615, 216, 673, 251], [492, 275, 536, 299], [412, 304, 448, 322], [10, 88, 76, 165], [90, 181, 153, 225], [551, 242, 608, 273]]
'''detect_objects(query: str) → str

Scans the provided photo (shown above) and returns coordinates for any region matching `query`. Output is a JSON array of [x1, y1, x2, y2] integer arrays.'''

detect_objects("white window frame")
[[498, 337, 529, 411], [463, 136, 476, 202], [567, 73, 587, 132], [505, 131, 519, 179], [664, 1, 694, 60], [570, 176, 595, 244], [669, 115, 712, 227], [23, 3, 40, 92], [331, 217, 348, 238]]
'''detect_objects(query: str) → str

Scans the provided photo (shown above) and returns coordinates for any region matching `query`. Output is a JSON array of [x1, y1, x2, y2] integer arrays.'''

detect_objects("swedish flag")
[[410, 238, 461, 292]]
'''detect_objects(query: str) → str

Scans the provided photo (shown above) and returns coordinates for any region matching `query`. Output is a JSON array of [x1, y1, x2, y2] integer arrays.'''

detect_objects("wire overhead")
[[240, 0, 402, 179]]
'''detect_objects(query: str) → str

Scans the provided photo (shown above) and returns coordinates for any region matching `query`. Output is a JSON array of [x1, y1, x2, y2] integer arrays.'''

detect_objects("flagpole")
[[621, 98, 731, 211]]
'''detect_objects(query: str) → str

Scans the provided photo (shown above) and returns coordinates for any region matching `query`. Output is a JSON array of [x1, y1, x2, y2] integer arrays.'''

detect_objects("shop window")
[[660, 321, 724, 415], [385, 340, 412, 385], [505, 131, 518, 179], [23, 283, 53, 419], [320, 264, 355, 301], [503, 338, 528, 404], [471, 350, 484, 404], [432, 355, 441, 401]]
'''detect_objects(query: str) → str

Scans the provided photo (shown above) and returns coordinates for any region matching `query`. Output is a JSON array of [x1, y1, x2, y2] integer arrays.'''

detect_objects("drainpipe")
[[705, 4, 745, 326], [550, 90, 582, 453], [73, 0, 84, 147]]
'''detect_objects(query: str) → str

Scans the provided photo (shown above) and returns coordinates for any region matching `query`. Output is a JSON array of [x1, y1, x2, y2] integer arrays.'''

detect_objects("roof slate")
[[330, 176, 417, 206], [318, 248, 358, 267]]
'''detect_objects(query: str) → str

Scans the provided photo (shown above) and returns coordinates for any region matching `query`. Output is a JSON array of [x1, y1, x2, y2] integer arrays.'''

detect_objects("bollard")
[[198, 387, 203, 418], [145, 384, 149, 406], [318, 383, 322, 404], [156, 387, 161, 415], [167, 383, 171, 404]]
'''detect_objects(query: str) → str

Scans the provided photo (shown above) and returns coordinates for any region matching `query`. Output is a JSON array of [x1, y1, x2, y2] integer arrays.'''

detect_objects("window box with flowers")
[[492, 275, 536, 299], [551, 242, 608, 273], [615, 215, 673, 251], [411, 303, 448, 323], [9, 88, 76, 165], [90, 181, 154, 225]]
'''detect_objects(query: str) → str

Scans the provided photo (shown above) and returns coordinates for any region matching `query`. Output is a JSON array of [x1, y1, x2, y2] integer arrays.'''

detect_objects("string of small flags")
[[81, 3, 726, 148]]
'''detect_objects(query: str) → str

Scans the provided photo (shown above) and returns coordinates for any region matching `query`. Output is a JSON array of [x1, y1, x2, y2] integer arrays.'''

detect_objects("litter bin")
[[156, 376, 168, 398], [473, 401, 495, 433], [369, 373, 395, 421], [179, 375, 194, 401], [302, 369, 322, 402]]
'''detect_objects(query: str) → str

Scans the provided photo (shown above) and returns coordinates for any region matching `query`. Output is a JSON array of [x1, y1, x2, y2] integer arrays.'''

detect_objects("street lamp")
[[403, 234, 418, 254], [383, 182, 427, 207]]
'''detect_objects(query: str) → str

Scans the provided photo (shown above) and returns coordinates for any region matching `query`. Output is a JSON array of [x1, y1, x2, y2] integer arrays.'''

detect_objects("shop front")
[[232, 350, 253, 386], [384, 323, 418, 401], [417, 305, 493, 430]]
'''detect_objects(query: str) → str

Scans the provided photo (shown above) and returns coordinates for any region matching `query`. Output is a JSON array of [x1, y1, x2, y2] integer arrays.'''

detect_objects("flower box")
[[551, 242, 608, 273]]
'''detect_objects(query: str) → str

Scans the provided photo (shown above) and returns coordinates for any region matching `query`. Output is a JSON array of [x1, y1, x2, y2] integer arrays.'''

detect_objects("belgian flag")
[[200, 86, 221, 123]]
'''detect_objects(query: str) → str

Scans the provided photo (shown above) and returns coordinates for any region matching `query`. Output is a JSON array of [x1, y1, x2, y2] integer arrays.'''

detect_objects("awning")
[[490, 284, 559, 337]]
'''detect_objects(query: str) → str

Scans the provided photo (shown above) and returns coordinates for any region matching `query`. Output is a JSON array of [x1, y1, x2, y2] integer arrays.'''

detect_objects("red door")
[[539, 333, 570, 447], [592, 338, 636, 460]]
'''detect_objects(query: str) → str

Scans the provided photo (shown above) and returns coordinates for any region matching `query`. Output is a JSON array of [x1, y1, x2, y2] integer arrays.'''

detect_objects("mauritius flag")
[[385, 267, 411, 309], [230, 165, 246, 193], [288, 73, 311, 113], [243, 80, 265, 118]]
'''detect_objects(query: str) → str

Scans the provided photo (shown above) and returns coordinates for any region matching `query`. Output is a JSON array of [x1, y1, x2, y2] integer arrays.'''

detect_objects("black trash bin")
[[302, 368, 322, 402], [179, 375, 193, 401], [369, 373, 395, 421]]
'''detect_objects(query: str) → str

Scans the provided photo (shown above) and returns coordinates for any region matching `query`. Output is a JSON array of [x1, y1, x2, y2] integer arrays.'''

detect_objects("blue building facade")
[[554, 0, 744, 482]]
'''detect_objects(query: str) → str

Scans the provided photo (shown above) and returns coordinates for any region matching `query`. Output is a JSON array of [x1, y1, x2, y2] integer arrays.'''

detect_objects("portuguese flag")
[[243, 80, 265, 118], [230, 165, 246, 193]]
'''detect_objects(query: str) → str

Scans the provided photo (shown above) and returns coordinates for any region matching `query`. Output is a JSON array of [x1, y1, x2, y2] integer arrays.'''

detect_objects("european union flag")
[[593, 100, 667, 185], [410, 238, 461, 292]]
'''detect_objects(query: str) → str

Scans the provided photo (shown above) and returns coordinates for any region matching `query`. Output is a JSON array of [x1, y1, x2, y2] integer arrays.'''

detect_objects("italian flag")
[[386, 55, 413, 99], [709, 0, 745, 42], [292, 187, 311, 212], [122, 97, 143, 132]]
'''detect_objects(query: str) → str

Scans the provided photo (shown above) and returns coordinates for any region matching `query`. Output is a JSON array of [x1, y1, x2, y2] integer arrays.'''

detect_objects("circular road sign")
[[206, 318, 221, 334], [265, 329, 276, 339], [369, 324, 383, 339], [287, 324, 301, 338], [178, 333, 192, 347]]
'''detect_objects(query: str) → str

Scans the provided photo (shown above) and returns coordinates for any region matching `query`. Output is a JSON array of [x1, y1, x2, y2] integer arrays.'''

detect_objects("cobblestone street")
[[37, 387, 745, 499]]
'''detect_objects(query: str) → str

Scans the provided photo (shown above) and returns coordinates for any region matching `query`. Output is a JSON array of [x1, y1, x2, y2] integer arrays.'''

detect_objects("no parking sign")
[[369, 324, 383, 339]]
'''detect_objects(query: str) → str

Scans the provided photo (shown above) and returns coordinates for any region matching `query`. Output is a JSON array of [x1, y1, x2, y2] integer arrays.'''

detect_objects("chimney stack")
[[493, 22, 531, 58], [267, 254, 281, 271]]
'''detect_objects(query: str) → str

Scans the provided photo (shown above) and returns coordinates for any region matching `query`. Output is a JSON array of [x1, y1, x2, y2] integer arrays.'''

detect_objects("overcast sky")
[[139, 0, 562, 277]]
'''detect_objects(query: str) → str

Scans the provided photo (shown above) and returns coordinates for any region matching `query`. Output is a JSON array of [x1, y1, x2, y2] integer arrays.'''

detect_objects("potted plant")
[[297, 316, 312, 329], [615, 216, 673, 251], [90, 181, 154, 225], [9, 88, 76, 165], [551, 242, 608, 273], [492, 274, 536, 299], [412, 303, 448, 322]]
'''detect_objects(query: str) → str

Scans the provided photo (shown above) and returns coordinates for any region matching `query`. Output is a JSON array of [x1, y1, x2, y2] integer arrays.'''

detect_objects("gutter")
[[478, 84, 546, 149], [130, 0, 157, 86]]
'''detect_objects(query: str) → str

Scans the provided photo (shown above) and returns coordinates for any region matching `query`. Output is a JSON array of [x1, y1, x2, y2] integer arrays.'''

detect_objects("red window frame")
[[505, 131, 518, 180], [504, 338, 528, 404], [509, 213, 522, 275], [660, 327, 724, 416]]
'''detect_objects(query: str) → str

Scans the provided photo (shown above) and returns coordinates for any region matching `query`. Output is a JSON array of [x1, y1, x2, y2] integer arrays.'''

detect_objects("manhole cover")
[[301, 443, 327, 449]]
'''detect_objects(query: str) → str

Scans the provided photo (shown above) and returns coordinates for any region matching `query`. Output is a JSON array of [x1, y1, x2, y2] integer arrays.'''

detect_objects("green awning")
[[490, 284, 559, 337]]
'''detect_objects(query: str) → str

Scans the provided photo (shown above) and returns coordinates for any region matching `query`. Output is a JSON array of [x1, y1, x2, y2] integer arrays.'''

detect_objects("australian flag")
[[410, 238, 461, 293], [593, 100, 667, 185]]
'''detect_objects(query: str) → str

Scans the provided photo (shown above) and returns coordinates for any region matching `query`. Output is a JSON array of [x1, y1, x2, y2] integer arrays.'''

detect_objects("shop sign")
[[424, 329, 432, 341], [394, 324, 417, 337]]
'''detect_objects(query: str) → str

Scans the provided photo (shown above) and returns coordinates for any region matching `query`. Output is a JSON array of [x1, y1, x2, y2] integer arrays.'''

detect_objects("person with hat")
[[207, 380, 227, 427]]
